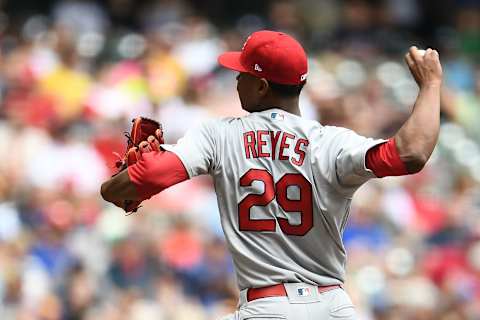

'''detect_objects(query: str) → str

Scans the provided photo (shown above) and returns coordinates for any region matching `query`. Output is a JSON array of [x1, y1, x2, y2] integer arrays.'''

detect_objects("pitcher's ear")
[[258, 78, 269, 97]]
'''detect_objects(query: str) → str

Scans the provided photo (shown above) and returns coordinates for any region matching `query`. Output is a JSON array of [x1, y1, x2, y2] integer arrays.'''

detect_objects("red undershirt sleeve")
[[365, 137, 408, 177], [127, 150, 189, 201]]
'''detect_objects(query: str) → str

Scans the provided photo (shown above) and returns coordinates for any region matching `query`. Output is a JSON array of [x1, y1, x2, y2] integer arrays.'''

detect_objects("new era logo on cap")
[[217, 30, 308, 85]]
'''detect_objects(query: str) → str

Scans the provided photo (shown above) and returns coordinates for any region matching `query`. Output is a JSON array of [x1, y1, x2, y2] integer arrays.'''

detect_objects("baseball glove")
[[113, 117, 164, 214]]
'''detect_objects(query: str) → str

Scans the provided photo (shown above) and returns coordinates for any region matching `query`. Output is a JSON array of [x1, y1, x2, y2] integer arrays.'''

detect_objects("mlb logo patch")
[[271, 112, 285, 121], [297, 287, 312, 297]]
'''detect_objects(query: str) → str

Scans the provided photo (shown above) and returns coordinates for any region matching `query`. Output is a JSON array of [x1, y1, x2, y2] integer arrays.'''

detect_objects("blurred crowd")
[[0, 0, 480, 319]]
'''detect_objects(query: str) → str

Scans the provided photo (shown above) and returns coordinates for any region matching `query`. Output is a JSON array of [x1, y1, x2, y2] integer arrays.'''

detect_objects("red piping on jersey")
[[365, 138, 408, 177], [128, 151, 189, 201]]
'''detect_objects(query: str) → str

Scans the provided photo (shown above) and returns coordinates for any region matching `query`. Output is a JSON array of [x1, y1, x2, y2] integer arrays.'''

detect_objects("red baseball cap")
[[218, 30, 308, 85]]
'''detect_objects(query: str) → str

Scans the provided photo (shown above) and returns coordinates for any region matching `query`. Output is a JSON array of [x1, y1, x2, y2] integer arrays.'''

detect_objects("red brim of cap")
[[218, 52, 248, 73]]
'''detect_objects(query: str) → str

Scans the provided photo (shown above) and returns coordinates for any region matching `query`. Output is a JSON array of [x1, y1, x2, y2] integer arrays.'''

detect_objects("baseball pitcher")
[[101, 30, 442, 319]]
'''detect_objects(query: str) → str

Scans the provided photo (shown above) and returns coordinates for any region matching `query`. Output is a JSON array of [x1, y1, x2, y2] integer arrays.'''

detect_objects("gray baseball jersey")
[[162, 108, 385, 290]]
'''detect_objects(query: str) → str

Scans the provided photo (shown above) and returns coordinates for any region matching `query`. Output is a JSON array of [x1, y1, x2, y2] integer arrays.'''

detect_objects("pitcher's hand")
[[405, 46, 443, 88]]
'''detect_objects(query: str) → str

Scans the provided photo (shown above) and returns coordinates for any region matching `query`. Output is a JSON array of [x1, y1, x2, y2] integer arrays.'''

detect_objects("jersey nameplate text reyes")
[[243, 130, 309, 166]]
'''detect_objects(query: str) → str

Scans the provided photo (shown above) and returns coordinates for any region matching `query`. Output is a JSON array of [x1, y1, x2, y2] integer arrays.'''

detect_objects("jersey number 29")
[[238, 169, 313, 236]]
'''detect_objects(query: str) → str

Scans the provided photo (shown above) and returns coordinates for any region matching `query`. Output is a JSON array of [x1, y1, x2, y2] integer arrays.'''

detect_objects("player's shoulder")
[[295, 115, 323, 128], [310, 125, 362, 146], [199, 116, 238, 128], [318, 126, 375, 149], [190, 117, 240, 137], [300, 122, 349, 138], [189, 116, 229, 127], [217, 116, 240, 124], [321, 125, 353, 135]]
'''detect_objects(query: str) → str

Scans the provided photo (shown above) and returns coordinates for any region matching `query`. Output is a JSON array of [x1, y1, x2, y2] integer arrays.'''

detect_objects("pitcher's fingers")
[[430, 50, 442, 71], [430, 49, 440, 61], [138, 141, 152, 154], [147, 135, 160, 151], [409, 46, 423, 64], [425, 49, 441, 68], [426, 48, 438, 61], [405, 52, 415, 69]]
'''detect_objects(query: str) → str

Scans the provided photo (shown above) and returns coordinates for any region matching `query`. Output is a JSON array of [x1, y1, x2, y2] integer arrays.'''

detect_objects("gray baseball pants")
[[221, 283, 357, 320]]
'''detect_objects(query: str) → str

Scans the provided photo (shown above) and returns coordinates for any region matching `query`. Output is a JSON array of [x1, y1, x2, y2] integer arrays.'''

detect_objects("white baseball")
[[418, 49, 426, 56]]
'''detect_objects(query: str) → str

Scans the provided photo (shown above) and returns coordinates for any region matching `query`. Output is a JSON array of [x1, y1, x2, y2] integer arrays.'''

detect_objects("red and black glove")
[[113, 117, 164, 213]]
